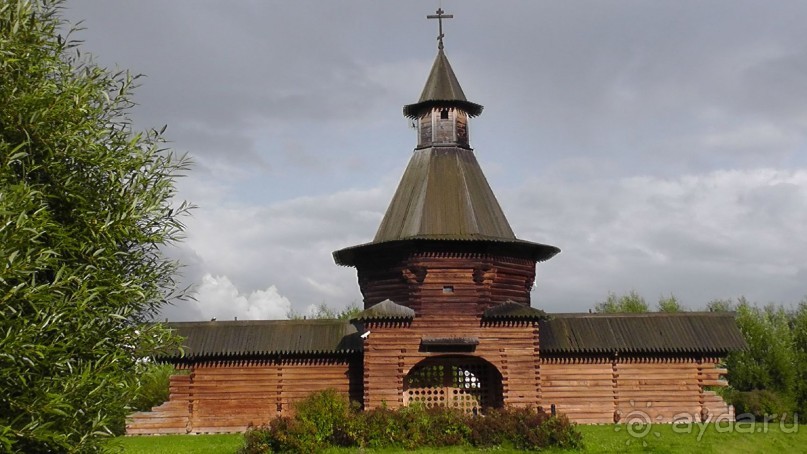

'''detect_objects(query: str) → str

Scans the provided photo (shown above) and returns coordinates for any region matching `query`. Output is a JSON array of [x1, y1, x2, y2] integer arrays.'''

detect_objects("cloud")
[[163, 185, 390, 317], [164, 164, 807, 322], [178, 274, 292, 321], [511, 168, 807, 311], [62, 2, 807, 321]]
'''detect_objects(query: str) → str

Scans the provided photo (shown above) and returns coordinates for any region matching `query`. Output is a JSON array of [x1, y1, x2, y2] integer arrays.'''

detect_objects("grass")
[[108, 434, 243, 454], [553, 422, 805, 453], [114, 422, 806, 453]]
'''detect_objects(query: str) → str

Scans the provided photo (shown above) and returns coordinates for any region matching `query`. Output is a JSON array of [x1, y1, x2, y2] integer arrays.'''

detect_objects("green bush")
[[353, 404, 470, 448], [242, 417, 319, 454], [129, 363, 178, 412], [293, 388, 350, 444], [536, 414, 584, 449], [728, 389, 796, 422], [420, 405, 470, 446], [241, 389, 584, 453], [466, 406, 582, 451], [351, 406, 402, 448]]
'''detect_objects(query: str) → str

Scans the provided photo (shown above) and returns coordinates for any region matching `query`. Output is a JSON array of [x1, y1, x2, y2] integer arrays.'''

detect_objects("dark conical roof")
[[403, 49, 483, 118], [374, 147, 514, 242], [332, 146, 560, 266]]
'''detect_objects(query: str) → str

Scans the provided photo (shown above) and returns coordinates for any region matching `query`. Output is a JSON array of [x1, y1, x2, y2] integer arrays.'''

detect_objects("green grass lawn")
[[114, 422, 806, 453], [109, 434, 243, 454]]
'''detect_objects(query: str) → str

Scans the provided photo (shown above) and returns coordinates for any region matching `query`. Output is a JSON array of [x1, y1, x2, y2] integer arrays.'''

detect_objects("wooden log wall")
[[698, 360, 734, 421], [362, 315, 540, 411], [539, 356, 733, 424], [126, 374, 193, 435], [540, 357, 615, 424], [356, 250, 537, 313], [126, 356, 359, 435], [617, 358, 701, 423], [126, 344, 735, 434]]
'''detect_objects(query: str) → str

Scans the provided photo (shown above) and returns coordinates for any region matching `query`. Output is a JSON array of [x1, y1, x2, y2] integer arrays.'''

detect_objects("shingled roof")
[[332, 146, 560, 266], [159, 312, 744, 360], [160, 320, 362, 360], [352, 299, 415, 321], [539, 312, 746, 355], [375, 147, 515, 242], [483, 301, 548, 321], [403, 49, 483, 118]]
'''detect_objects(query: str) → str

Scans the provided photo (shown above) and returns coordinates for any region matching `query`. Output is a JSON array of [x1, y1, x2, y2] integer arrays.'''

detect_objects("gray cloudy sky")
[[63, 1, 807, 320]]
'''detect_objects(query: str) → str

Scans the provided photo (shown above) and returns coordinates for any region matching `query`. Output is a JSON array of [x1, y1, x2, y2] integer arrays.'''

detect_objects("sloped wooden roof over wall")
[[483, 302, 547, 321], [160, 312, 745, 360], [539, 312, 746, 355], [353, 299, 415, 321], [161, 320, 362, 360]]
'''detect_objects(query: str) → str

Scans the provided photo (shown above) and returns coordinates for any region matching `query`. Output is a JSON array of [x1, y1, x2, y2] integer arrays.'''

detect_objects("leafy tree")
[[1, 1, 190, 451], [594, 290, 648, 313], [707, 298, 734, 312], [657, 294, 684, 312], [789, 300, 807, 416], [725, 299, 796, 394], [716, 298, 798, 419], [289, 302, 362, 320]]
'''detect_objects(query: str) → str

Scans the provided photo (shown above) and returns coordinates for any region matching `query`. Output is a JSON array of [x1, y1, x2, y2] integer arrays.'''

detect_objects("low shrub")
[[535, 414, 583, 449], [240, 389, 584, 453], [728, 389, 796, 422], [293, 388, 350, 444], [466, 406, 582, 450], [242, 417, 319, 454], [351, 406, 403, 448]]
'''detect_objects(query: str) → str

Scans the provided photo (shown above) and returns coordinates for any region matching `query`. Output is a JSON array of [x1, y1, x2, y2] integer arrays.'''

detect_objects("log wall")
[[127, 348, 734, 435], [356, 250, 537, 313], [540, 356, 733, 423], [126, 356, 359, 435], [540, 357, 615, 424]]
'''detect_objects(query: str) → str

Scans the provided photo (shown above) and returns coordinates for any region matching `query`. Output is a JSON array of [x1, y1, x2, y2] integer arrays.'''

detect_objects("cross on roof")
[[427, 8, 453, 50]]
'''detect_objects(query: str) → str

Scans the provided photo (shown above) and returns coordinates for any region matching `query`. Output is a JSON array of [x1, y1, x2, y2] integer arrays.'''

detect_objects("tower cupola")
[[403, 9, 482, 149]]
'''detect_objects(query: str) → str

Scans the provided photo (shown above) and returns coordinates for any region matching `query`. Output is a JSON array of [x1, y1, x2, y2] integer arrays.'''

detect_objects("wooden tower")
[[332, 9, 559, 413], [333, 17, 559, 316]]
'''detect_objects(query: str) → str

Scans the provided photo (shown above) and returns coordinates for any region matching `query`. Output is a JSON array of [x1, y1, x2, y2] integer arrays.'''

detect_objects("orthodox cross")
[[427, 8, 453, 50]]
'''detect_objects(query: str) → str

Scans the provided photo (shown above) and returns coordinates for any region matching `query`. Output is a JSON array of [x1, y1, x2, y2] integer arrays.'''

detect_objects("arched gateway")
[[404, 356, 503, 414]]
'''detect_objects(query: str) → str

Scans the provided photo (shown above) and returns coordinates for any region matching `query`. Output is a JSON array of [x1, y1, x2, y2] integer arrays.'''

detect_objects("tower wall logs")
[[356, 250, 537, 314]]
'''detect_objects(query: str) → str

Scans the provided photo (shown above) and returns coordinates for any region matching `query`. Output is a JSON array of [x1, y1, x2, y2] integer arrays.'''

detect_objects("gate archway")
[[403, 356, 503, 414]]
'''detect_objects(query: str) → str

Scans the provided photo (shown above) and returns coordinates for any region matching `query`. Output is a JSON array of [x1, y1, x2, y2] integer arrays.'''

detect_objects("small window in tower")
[[440, 109, 449, 119], [443, 285, 454, 294]]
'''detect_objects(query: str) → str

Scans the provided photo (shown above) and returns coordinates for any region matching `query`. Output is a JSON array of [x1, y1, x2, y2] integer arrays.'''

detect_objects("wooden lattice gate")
[[404, 356, 503, 414]]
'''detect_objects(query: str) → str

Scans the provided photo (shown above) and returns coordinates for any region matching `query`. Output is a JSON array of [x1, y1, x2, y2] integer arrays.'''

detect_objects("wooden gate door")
[[403, 356, 502, 414]]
